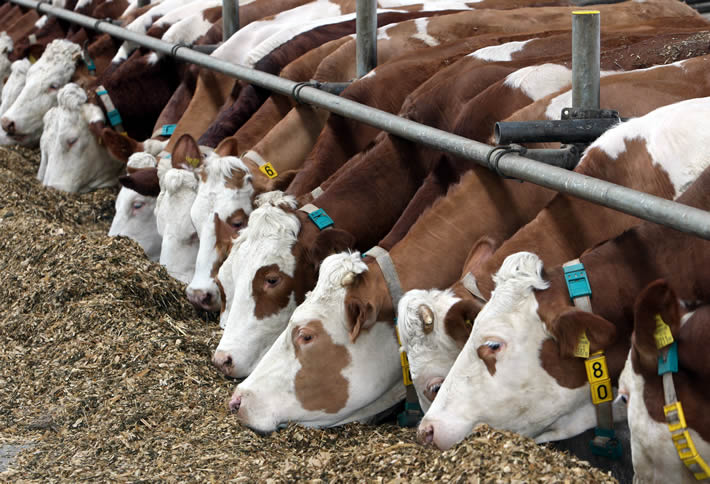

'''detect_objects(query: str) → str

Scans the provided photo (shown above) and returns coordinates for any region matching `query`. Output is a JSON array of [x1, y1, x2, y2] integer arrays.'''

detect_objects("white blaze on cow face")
[[419, 252, 598, 450], [39, 83, 123, 192], [109, 153, 161, 261], [214, 192, 301, 376], [0, 32, 13, 98], [155, 165, 199, 283], [231, 252, 404, 434], [397, 289, 466, 412], [186, 153, 254, 312], [1, 39, 81, 146]]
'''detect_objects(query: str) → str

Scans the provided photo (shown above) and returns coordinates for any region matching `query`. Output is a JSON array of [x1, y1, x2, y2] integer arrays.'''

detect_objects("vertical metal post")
[[572, 10, 600, 109], [356, 0, 377, 78], [137, 0, 149, 6], [223, 0, 240, 42]]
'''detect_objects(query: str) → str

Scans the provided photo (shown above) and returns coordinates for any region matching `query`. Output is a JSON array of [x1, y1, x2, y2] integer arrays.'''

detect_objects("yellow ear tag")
[[574, 331, 591, 358], [464, 319, 473, 327], [186, 155, 200, 168], [259, 162, 278, 179], [29, 55, 37, 64], [654, 314, 674, 349]]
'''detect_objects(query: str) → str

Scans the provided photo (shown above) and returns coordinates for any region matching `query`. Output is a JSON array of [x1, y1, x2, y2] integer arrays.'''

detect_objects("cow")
[[619, 280, 710, 484], [0, 32, 13, 94], [1, 39, 82, 146], [39, 83, 123, 192], [416, 97, 710, 451], [109, 152, 162, 261], [0, 59, 30, 145]]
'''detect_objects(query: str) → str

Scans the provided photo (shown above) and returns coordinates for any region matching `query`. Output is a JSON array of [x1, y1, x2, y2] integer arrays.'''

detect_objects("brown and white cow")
[[619, 280, 710, 484], [417, 97, 710, 450]]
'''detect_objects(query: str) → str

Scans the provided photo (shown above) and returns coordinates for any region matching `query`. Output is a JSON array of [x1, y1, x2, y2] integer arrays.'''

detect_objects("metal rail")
[[9, 0, 710, 240]]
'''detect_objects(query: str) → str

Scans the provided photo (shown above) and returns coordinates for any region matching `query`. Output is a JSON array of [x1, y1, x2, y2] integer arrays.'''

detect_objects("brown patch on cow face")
[[443, 299, 480, 348], [212, 210, 247, 278], [215, 276, 226, 314], [293, 320, 350, 414], [252, 264, 296, 320], [225, 167, 249, 190], [477, 344, 498, 376]]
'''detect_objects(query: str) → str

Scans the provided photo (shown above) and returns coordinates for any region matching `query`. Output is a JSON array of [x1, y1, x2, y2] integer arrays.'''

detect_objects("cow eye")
[[265, 275, 280, 287], [230, 220, 243, 230], [132, 201, 145, 210], [484, 341, 501, 351], [297, 329, 315, 345], [428, 383, 441, 395], [49, 82, 60, 91]]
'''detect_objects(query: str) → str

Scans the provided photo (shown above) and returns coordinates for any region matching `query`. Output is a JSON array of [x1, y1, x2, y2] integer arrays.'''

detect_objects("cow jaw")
[[187, 154, 254, 312], [397, 289, 465, 412], [232, 253, 405, 433], [215, 197, 301, 378], [109, 187, 161, 261], [419, 252, 594, 450], [40, 84, 122, 192], [1, 39, 80, 145], [155, 168, 199, 283]]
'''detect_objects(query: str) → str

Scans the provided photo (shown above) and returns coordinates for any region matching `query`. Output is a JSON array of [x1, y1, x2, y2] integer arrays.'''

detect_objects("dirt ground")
[[0, 145, 617, 482]]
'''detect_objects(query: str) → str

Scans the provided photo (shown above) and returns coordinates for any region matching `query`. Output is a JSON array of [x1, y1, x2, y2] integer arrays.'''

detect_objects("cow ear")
[[632, 279, 680, 371], [443, 299, 481, 347], [307, 229, 356, 269], [27, 44, 44, 63], [549, 309, 617, 359], [462, 236, 498, 275], [118, 167, 160, 197], [100, 127, 142, 163], [214, 137, 238, 157], [266, 169, 299, 193], [172, 134, 203, 170], [345, 298, 377, 343]]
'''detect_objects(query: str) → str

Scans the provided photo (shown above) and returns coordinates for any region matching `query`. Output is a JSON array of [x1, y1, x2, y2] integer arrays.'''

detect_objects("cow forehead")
[[232, 235, 298, 284], [398, 288, 460, 346], [301, 252, 367, 307]]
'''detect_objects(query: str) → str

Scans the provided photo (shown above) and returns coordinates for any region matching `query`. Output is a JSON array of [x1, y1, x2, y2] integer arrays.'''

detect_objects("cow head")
[[109, 152, 162, 261], [229, 252, 405, 434], [1, 39, 81, 146], [185, 136, 255, 313], [397, 237, 496, 410], [0, 33, 13, 98], [418, 252, 617, 450], [0, 59, 30, 146], [619, 280, 710, 484], [213, 192, 354, 378], [155, 153, 200, 284], [39, 83, 123, 192]]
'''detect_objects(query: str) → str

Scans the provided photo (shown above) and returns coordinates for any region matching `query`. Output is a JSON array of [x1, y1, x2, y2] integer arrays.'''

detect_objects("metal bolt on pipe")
[[222, 0, 240, 41], [356, 0, 378, 78], [9, 0, 710, 240], [572, 10, 601, 109]]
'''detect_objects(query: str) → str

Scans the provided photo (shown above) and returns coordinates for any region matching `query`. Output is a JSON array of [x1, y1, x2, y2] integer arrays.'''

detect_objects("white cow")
[[39, 83, 123, 192], [0, 59, 30, 145], [229, 251, 404, 434], [0, 32, 13, 98], [1, 39, 81, 146], [109, 152, 162, 261]]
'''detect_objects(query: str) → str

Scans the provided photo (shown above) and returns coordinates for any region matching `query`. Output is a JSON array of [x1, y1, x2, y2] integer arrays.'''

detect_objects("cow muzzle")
[[186, 286, 220, 312], [212, 350, 238, 378]]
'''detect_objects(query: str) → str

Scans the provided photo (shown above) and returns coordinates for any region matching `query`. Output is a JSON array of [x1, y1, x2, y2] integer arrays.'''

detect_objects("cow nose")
[[417, 424, 435, 446], [229, 393, 242, 413], [212, 350, 236, 377], [186, 288, 213, 310], [2, 117, 15, 135]]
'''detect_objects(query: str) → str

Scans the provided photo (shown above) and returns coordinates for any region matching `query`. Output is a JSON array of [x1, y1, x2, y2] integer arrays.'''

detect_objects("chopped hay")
[[0, 146, 616, 482]]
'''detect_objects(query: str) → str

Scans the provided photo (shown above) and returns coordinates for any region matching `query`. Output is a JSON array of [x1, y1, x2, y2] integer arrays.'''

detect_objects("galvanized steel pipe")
[[572, 10, 600, 109], [356, 0, 378, 78], [222, 0, 240, 41], [9, 0, 710, 240]]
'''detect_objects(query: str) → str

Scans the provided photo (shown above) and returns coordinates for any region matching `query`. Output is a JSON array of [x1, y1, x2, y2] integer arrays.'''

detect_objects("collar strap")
[[655, 315, 710, 480], [28, 34, 37, 46], [152, 124, 176, 138], [394, 321, 422, 426], [243, 150, 278, 179], [299, 204, 334, 230], [462, 273, 487, 304], [563, 259, 622, 459], [364, 246, 403, 311], [95, 85, 126, 134], [310, 185, 324, 200]]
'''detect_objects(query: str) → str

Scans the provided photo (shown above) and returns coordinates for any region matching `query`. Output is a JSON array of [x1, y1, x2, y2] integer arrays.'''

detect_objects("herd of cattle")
[[1, 0, 709, 481]]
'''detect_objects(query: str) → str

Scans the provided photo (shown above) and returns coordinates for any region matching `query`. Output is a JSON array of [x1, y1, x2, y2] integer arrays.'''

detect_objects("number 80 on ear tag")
[[585, 353, 613, 404]]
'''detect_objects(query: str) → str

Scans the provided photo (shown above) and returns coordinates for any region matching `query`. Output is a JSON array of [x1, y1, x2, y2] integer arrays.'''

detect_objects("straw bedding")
[[0, 145, 615, 482]]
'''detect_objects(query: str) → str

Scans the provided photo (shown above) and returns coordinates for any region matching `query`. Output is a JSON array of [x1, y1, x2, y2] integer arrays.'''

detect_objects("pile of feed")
[[0, 146, 616, 482]]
